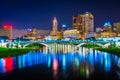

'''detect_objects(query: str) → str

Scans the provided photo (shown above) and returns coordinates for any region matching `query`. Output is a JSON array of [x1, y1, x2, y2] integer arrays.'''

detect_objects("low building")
[[45, 35, 58, 40], [63, 29, 80, 39], [100, 32, 116, 38]]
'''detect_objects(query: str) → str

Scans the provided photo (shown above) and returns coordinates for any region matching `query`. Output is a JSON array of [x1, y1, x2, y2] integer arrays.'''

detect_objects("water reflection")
[[0, 44, 120, 79], [0, 57, 14, 74], [53, 58, 58, 80]]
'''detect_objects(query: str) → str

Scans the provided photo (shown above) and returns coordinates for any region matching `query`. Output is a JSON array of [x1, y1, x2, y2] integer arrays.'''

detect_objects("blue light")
[[104, 22, 111, 27], [62, 24, 66, 28], [27, 29, 32, 32]]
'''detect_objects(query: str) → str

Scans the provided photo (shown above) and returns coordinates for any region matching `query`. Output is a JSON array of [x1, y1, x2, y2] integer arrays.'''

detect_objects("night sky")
[[0, 0, 120, 30]]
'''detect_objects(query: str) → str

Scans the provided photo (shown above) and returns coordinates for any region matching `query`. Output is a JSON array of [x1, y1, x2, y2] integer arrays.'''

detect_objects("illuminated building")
[[84, 12, 94, 33], [73, 12, 94, 39], [73, 12, 94, 33], [114, 22, 120, 36], [95, 22, 116, 38], [0, 29, 4, 36], [73, 14, 84, 33], [24, 27, 37, 40], [100, 32, 116, 38], [4, 25, 12, 39], [50, 17, 58, 36], [96, 27, 103, 33], [26, 27, 37, 37], [103, 22, 112, 32], [31, 27, 37, 36], [63, 29, 80, 39], [95, 27, 103, 38], [26, 28, 32, 36], [101, 22, 116, 38]]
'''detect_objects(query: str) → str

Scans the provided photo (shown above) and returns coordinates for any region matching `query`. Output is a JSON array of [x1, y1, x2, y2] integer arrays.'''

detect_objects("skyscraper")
[[73, 14, 84, 34], [73, 12, 94, 34], [84, 12, 94, 33], [4, 25, 12, 39], [50, 17, 58, 36]]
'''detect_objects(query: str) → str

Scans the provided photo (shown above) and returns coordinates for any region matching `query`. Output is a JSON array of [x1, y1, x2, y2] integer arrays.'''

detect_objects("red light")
[[4, 25, 12, 29], [4, 58, 14, 72]]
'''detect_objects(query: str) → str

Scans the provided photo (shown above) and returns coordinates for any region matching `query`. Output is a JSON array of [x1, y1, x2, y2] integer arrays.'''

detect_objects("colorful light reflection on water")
[[0, 46, 120, 80]]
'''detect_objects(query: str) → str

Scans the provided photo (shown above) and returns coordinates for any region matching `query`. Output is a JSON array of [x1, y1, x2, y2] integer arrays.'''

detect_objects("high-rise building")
[[84, 12, 94, 33], [73, 14, 84, 33], [50, 17, 58, 36], [73, 12, 94, 34], [114, 22, 120, 36], [4, 25, 12, 39], [73, 12, 94, 39]]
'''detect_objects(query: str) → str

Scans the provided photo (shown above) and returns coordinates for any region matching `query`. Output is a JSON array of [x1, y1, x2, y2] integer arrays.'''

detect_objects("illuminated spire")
[[53, 17, 58, 27], [50, 17, 58, 36]]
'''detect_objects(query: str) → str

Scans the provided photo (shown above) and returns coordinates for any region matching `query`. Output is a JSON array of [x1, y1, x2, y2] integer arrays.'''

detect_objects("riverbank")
[[0, 47, 35, 58], [0, 44, 43, 58], [82, 43, 120, 57]]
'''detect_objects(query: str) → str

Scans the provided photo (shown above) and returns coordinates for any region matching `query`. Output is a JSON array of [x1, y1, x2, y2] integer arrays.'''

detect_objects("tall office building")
[[50, 17, 58, 36], [84, 12, 94, 33], [73, 12, 94, 34], [73, 14, 84, 34], [4, 25, 12, 39], [114, 22, 120, 36]]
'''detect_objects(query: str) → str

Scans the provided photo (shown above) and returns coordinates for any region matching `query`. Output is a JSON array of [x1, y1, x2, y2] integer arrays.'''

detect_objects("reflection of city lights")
[[81, 66, 86, 77], [75, 58, 79, 67], [53, 58, 58, 71], [118, 58, 120, 68], [0, 44, 119, 79], [48, 57, 51, 68], [4, 58, 14, 73], [53, 58, 58, 80], [104, 54, 111, 71], [86, 68, 90, 78], [0, 59, 5, 74], [63, 55, 66, 68]]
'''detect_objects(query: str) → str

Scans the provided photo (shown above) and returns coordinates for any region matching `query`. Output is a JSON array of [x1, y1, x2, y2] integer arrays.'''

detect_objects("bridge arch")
[[75, 42, 111, 48], [75, 43, 86, 47], [102, 43, 111, 48], [23, 42, 50, 48]]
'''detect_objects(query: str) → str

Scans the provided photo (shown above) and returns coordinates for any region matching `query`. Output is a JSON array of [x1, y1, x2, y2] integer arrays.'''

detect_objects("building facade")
[[63, 29, 80, 39], [24, 27, 37, 40], [73, 12, 94, 39], [114, 22, 120, 36], [4, 25, 12, 39], [73, 12, 94, 34]]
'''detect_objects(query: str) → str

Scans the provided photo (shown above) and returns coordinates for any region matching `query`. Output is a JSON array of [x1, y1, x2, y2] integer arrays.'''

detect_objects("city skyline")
[[0, 0, 120, 30]]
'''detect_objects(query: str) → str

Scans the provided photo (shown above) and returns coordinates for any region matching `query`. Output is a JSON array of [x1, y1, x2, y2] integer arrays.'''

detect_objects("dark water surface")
[[0, 47, 120, 80]]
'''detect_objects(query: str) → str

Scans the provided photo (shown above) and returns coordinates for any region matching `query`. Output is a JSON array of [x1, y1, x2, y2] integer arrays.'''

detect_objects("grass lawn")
[[0, 47, 32, 58]]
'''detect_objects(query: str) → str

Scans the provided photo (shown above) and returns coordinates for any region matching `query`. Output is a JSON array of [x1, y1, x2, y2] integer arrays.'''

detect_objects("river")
[[0, 45, 120, 80]]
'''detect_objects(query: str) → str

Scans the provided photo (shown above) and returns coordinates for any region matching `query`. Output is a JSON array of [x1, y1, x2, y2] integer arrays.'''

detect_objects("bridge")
[[75, 42, 111, 48], [0, 40, 120, 49]]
